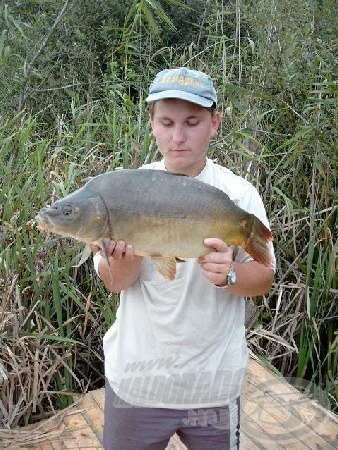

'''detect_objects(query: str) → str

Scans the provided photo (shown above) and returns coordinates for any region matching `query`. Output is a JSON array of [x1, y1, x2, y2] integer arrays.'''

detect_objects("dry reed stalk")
[[1, 274, 81, 428], [0, 398, 82, 448]]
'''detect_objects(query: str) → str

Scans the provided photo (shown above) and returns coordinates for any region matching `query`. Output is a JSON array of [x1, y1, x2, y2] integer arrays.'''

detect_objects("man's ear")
[[149, 118, 156, 137], [211, 111, 221, 135]]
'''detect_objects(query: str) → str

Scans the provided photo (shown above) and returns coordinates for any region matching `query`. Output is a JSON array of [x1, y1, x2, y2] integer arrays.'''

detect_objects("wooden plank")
[[0, 427, 65, 450], [2, 357, 337, 449], [89, 389, 105, 411], [243, 358, 338, 449], [23, 408, 101, 450], [241, 412, 287, 450], [242, 368, 294, 449], [61, 412, 102, 448], [243, 379, 313, 448], [15, 443, 55, 450], [38, 444, 55, 450], [246, 357, 336, 435], [240, 432, 265, 449], [80, 392, 104, 443], [247, 357, 338, 433]]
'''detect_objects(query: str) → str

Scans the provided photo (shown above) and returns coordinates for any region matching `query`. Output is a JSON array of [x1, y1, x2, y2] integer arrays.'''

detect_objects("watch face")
[[228, 266, 236, 285]]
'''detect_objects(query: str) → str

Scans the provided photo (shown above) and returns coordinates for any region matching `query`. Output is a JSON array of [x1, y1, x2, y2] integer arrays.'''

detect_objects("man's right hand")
[[90, 240, 136, 261], [106, 240, 136, 261]]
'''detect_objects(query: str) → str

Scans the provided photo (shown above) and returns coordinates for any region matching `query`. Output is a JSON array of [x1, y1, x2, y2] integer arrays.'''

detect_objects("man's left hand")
[[198, 238, 234, 287]]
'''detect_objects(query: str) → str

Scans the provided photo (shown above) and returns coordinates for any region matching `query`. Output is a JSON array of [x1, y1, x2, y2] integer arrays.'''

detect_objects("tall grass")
[[0, 0, 337, 427], [0, 112, 117, 426]]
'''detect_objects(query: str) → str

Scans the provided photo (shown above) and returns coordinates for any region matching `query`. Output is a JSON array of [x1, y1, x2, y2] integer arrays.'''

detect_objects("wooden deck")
[[1, 357, 337, 449]]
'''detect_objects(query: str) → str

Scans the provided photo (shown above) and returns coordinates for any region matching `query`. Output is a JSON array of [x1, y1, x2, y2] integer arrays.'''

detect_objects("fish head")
[[35, 189, 108, 243]]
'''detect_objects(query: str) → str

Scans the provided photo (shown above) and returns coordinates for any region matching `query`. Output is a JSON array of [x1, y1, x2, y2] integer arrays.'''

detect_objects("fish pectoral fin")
[[73, 244, 92, 267], [98, 238, 114, 283], [151, 256, 177, 281]]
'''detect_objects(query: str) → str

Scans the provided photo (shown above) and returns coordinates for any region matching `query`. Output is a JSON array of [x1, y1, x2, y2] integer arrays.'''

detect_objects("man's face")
[[150, 99, 220, 177]]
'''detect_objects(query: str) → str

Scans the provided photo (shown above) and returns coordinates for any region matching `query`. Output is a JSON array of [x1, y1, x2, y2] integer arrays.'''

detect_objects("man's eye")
[[187, 121, 199, 126], [161, 121, 173, 127]]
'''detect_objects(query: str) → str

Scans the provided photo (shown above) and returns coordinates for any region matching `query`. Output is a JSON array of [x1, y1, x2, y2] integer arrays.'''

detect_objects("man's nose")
[[172, 125, 186, 143]]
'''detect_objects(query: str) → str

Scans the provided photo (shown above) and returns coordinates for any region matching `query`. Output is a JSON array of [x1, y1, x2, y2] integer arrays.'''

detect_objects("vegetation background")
[[0, 0, 337, 427]]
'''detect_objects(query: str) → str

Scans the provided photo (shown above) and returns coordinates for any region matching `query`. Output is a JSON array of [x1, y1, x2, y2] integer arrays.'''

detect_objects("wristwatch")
[[215, 263, 237, 288], [227, 263, 237, 287]]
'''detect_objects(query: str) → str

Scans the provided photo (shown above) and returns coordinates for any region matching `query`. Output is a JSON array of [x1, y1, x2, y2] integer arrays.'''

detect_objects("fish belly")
[[109, 212, 243, 258]]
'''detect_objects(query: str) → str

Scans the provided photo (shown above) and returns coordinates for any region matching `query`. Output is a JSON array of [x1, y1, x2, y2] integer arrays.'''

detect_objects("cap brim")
[[146, 90, 214, 108]]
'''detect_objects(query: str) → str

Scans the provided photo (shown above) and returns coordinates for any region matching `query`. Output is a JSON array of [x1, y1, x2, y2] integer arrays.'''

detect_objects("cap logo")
[[159, 75, 204, 88]]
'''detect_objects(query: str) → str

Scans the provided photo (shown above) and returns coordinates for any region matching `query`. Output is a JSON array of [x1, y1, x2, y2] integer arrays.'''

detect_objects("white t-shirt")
[[95, 159, 274, 409]]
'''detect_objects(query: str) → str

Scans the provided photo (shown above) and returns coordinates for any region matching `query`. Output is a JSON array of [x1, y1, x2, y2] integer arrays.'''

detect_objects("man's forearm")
[[98, 256, 142, 293], [226, 261, 274, 297]]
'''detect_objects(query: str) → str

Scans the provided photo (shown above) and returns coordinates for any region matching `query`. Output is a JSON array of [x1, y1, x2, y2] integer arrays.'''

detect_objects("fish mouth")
[[35, 205, 65, 232], [35, 212, 53, 232]]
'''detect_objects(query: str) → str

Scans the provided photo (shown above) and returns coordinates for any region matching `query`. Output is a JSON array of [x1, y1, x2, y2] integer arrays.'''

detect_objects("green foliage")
[[0, 0, 337, 424]]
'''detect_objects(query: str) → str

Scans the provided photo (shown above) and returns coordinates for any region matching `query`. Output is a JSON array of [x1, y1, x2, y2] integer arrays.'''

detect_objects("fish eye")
[[63, 205, 73, 216]]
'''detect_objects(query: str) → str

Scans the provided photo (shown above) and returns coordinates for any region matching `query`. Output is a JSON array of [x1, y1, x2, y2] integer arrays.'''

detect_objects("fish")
[[35, 169, 273, 280]]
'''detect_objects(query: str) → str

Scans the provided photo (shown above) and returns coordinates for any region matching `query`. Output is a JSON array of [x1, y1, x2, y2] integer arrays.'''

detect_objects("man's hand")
[[90, 240, 141, 293], [198, 237, 274, 295], [198, 238, 234, 287], [90, 240, 136, 261]]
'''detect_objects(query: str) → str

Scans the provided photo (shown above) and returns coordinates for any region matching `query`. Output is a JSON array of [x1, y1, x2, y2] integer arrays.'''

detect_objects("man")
[[92, 67, 275, 450]]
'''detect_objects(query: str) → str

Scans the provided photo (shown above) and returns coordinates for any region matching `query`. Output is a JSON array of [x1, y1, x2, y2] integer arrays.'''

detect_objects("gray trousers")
[[103, 381, 240, 450]]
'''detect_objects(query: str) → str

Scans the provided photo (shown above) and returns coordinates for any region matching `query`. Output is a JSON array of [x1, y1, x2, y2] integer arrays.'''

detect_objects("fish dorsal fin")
[[151, 256, 177, 280]]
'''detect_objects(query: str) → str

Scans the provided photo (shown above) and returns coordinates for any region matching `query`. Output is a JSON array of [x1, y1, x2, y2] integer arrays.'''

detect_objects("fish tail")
[[244, 216, 273, 268]]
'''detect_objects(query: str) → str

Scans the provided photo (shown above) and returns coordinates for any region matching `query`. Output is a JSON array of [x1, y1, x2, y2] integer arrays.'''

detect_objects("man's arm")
[[91, 240, 142, 293], [198, 238, 274, 296]]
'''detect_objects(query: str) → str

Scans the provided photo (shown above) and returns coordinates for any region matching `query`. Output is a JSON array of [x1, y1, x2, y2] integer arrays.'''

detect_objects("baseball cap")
[[146, 67, 217, 108]]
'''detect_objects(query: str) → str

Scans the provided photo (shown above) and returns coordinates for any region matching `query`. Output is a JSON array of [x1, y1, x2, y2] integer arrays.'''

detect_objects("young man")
[[92, 67, 275, 450]]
